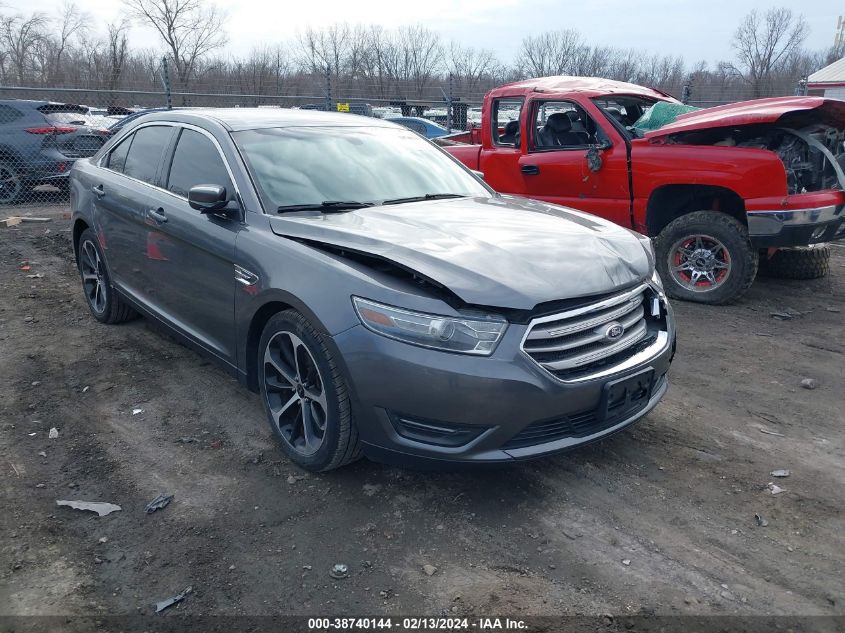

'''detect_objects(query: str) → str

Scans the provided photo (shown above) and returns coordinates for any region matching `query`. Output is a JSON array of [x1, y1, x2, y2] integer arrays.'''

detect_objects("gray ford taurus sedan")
[[69, 108, 676, 471]]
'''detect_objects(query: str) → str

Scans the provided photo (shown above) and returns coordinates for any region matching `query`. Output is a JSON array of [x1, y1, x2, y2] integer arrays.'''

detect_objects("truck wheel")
[[655, 210, 758, 305], [758, 246, 830, 280]]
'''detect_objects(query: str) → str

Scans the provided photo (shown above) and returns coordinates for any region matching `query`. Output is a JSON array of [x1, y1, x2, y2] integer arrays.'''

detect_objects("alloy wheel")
[[0, 163, 22, 204], [263, 331, 328, 457], [80, 240, 107, 314], [668, 234, 732, 292]]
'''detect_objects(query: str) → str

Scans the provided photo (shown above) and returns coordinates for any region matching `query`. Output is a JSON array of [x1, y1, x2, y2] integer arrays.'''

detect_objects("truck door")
[[517, 99, 632, 228], [478, 97, 526, 196]]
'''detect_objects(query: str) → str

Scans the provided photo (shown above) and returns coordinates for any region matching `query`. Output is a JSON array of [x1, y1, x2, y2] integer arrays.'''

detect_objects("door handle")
[[91, 184, 105, 198], [521, 165, 540, 176], [147, 207, 167, 223]]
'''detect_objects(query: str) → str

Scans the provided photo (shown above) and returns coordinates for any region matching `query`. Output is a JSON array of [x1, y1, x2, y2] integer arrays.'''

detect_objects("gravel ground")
[[1, 204, 843, 621]]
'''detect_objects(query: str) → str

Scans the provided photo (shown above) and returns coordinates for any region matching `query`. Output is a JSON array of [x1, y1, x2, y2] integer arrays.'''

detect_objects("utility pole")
[[160, 56, 172, 110], [835, 16, 845, 50], [325, 65, 332, 112]]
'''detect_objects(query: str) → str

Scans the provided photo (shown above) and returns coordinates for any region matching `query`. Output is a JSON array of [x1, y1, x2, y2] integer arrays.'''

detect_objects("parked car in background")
[[441, 77, 845, 304], [372, 106, 402, 119], [0, 100, 110, 203], [388, 116, 450, 139], [69, 108, 675, 471], [81, 105, 135, 127], [107, 107, 179, 135]]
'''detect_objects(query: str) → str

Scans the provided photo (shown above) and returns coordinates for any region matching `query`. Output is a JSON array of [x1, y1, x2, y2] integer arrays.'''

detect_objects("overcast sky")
[[12, 0, 840, 66]]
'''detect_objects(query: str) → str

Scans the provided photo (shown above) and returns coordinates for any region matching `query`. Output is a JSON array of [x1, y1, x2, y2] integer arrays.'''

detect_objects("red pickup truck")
[[441, 77, 845, 304]]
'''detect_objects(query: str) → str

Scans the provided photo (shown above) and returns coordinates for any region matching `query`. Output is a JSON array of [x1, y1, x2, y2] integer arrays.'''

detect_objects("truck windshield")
[[232, 125, 490, 211]]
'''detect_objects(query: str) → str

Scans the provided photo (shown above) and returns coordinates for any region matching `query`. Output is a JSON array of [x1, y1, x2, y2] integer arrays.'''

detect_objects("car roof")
[[0, 99, 57, 109], [488, 76, 676, 101], [139, 107, 399, 131]]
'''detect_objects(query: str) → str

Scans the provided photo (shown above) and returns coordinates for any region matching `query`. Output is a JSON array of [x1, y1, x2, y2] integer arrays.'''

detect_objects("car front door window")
[[166, 128, 234, 198]]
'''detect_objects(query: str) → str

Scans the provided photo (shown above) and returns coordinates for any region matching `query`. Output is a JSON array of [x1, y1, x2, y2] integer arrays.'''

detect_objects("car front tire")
[[258, 309, 362, 472]]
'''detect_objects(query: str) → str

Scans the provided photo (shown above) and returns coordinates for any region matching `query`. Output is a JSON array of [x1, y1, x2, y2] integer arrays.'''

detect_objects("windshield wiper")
[[381, 193, 467, 206], [277, 201, 374, 213]]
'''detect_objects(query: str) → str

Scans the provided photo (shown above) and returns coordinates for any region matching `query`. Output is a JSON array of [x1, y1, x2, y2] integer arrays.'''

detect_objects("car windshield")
[[232, 125, 490, 211]]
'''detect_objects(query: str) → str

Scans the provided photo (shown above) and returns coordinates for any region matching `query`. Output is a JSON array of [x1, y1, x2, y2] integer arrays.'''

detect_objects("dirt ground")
[[1, 203, 843, 620]]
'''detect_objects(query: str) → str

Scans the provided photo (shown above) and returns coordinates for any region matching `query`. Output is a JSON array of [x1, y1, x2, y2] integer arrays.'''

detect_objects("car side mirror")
[[586, 146, 604, 173], [188, 184, 229, 213]]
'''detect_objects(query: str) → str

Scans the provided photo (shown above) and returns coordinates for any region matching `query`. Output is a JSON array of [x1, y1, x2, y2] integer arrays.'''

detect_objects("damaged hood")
[[269, 196, 650, 310], [645, 97, 845, 138]]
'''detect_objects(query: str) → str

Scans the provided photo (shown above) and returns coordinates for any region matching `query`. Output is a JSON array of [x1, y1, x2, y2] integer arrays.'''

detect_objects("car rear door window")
[[166, 128, 233, 199], [122, 125, 172, 185]]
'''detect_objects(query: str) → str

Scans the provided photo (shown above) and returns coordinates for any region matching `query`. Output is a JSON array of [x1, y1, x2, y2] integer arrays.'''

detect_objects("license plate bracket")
[[599, 368, 655, 422]]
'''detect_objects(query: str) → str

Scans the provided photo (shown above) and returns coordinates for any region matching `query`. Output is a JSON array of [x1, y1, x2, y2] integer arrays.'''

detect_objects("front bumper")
[[331, 302, 675, 467], [748, 201, 845, 248]]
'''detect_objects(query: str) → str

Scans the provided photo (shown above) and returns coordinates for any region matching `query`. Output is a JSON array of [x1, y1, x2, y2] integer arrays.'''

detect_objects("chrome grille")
[[522, 284, 659, 381]]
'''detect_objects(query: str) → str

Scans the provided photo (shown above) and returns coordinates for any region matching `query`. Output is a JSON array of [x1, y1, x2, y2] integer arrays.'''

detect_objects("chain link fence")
[[0, 67, 807, 211]]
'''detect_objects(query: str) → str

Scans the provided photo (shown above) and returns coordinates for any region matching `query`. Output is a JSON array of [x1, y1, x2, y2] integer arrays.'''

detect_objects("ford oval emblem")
[[605, 322, 624, 342]]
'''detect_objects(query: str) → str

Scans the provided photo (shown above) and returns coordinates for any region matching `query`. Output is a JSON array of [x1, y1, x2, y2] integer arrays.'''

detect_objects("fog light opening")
[[389, 412, 486, 448]]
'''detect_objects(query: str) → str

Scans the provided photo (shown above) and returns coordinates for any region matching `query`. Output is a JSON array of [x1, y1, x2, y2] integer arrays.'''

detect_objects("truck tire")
[[758, 246, 830, 280], [655, 210, 758, 305]]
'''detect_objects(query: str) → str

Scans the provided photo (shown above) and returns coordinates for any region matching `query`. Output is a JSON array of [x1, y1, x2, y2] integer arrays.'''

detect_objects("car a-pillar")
[[646, 184, 757, 305]]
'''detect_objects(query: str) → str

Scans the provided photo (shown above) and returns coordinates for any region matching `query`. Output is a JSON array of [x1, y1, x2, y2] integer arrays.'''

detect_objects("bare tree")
[[447, 43, 499, 97], [729, 7, 808, 97], [105, 18, 130, 92], [297, 24, 350, 78], [122, 0, 227, 90], [0, 11, 47, 83], [50, 2, 88, 84], [516, 29, 584, 77], [396, 25, 443, 98], [360, 25, 401, 99]]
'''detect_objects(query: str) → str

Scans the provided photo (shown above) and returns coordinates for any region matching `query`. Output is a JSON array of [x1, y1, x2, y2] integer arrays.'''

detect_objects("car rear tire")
[[258, 310, 362, 472], [77, 228, 137, 324], [655, 210, 758, 305], [0, 160, 27, 204], [758, 245, 830, 280]]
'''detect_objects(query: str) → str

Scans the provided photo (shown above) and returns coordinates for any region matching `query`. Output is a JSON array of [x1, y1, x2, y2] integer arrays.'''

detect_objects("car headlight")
[[650, 268, 664, 290], [352, 297, 507, 356], [636, 233, 656, 271]]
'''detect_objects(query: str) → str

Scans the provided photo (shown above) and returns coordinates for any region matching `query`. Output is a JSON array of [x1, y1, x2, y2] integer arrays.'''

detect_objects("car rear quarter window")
[[166, 129, 233, 198], [0, 104, 24, 125], [122, 125, 172, 185], [106, 135, 132, 173]]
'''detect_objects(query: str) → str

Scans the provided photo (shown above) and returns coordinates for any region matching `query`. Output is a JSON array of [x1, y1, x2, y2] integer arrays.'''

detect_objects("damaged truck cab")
[[441, 77, 845, 304]]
